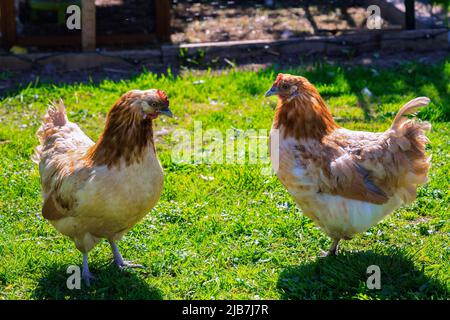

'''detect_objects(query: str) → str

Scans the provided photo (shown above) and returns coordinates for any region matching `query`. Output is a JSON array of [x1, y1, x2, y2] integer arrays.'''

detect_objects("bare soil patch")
[[171, 0, 398, 44]]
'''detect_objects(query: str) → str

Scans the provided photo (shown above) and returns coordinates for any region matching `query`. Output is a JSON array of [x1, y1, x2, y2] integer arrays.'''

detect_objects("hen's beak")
[[160, 107, 174, 118], [265, 86, 279, 97]]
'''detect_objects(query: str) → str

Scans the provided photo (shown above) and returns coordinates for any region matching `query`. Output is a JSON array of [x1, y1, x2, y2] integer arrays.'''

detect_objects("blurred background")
[[1, 0, 449, 49], [0, 0, 449, 94], [0, 2, 449, 300]]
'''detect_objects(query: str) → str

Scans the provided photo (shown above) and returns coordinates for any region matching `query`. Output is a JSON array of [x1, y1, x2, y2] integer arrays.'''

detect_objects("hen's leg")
[[320, 239, 340, 257], [82, 253, 95, 286], [327, 239, 340, 256], [109, 241, 143, 269]]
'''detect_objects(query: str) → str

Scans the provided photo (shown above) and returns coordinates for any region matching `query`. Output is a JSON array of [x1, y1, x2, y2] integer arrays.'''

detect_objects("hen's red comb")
[[156, 90, 168, 102], [275, 73, 283, 84]]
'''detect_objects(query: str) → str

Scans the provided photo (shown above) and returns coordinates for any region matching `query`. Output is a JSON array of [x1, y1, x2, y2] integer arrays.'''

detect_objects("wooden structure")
[[0, 0, 171, 50], [405, 0, 416, 30], [82, 0, 96, 51]]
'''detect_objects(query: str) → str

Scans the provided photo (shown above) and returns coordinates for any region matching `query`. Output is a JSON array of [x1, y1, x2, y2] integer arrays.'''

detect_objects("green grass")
[[0, 61, 449, 300]]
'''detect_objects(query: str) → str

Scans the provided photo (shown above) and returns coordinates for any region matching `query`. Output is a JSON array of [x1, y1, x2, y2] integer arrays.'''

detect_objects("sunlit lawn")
[[0, 61, 449, 299]]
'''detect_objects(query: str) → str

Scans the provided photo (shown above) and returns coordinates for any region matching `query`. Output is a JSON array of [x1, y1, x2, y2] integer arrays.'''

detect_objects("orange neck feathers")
[[85, 96, 154, 168], [273, 84, 338, 140]]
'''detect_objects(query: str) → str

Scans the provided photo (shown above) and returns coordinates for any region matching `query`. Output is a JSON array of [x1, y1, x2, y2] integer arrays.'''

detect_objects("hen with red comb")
[[33, 89, 173, 285]]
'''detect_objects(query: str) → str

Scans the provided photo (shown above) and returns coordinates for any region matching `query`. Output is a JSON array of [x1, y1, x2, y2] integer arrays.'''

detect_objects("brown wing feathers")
[[274, 75, 430, 205]]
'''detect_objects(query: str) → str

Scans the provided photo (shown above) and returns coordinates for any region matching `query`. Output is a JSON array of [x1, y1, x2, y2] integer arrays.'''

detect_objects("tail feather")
[[390, 97, 430, 131], [32, 100, 68, 163], [47, 99, 67, 127], [388, 97, 432, 203]]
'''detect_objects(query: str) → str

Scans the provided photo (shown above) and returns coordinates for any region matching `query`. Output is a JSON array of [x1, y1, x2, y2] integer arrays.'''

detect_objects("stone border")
[[0, 28, 448, 72], [163, 28, 448, 66]]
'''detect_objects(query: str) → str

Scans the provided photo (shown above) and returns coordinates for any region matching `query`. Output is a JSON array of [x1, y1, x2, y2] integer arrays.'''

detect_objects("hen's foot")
[[82, 270, 96, 286], [320, 239, 340, 257], [109, 241, 144, 270], [115, 260, 144, 270], [319, 250, 337, 257]]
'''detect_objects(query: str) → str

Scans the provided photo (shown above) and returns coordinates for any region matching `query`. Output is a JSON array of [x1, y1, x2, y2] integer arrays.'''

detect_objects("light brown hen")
[[33, 89, 173, 284], [266, 74, 431, 255]]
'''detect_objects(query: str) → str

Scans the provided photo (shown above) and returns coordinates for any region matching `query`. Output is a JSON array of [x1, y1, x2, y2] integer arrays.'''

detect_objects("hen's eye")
[[281, 84, 289, 90], [151, 102, 157, 107]]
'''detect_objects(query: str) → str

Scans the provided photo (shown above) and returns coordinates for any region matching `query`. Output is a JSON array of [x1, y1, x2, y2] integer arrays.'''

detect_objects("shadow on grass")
[[277, 249, 449, 300], [277, 60, 450, 122], [2, 58, 448, 124], [32, 263, 163, 300]]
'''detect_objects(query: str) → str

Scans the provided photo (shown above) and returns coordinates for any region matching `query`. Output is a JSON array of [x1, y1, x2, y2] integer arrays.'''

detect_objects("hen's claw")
[[82, 270, 96, 286], [115, 260, 144, 270], [319, 249, 330, 257]]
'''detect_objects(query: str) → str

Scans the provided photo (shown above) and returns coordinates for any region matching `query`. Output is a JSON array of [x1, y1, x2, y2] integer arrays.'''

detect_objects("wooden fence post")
[[405, 0, 415, 29], [155, 0, 171, 43], [81, 0, 96, 51], [0, 0, 16, 48]]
